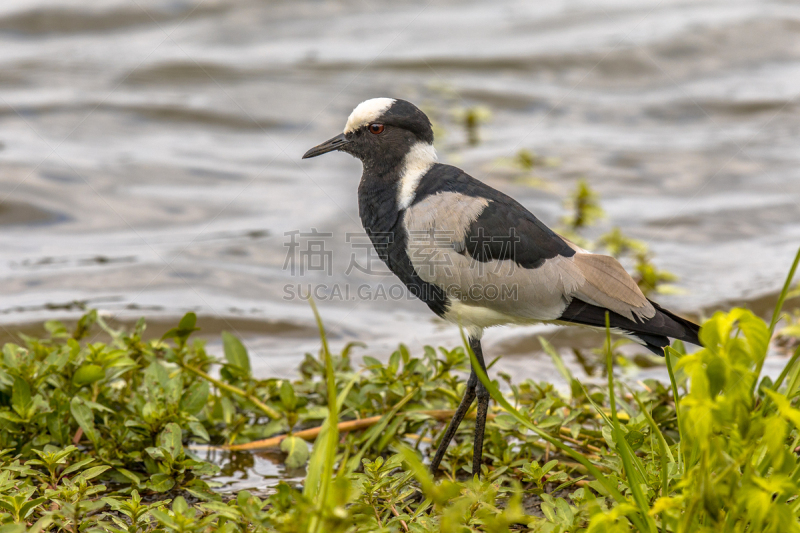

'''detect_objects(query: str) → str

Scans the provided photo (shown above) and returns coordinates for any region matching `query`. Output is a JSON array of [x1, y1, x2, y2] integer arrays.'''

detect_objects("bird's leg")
[[470, 337, 490, 478], [429, 371, 477, 474]]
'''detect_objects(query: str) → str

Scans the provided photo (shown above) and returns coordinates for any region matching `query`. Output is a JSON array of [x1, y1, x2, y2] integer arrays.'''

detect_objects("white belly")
[[443, 299, 521, 328]]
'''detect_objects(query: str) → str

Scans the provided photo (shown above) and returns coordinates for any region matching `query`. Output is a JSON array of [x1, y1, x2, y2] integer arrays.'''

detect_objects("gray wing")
[[403, 191, 655, 324]]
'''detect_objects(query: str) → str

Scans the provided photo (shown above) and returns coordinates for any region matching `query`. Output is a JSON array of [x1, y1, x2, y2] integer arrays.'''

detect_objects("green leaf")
[[158, 423, 184, 459], [70, 397, 98, 443], [145, 446, 164, 460], [0, 523, 28, 533], [3, 344, 25, 369], [199, 501, 242, 520], [279, 380, 297, 411], [362, 356, 382, 368], [180, 381, 210, 415], [149, 510, 178, 530], [494, 413, 517, 430], [61, 457, 95, 478], [542, 459, 558, 474], [19, 498, 46, 520], [84, 399, 114, 413], [172, 496, 189, 514], [376, 414, 405, 451], [625, 430, 645, 451], [79, 465, 111, 481], [178, 312, 197, 331], [148, 473, 176, 493], [188, 421, 210, 442], [11, 377, 32, 417], [44, 320, 68, 337], [0, 412, 23, 423], [280, 436, 309, 469], [73, 364, 105, 386], [72, 310, 98, 340], [388, 351, 400, 375], [163, 371, 183, 406], [555, 498, 574, 523], [222, 332, 251, 376], [115, 468, 143, 486], [541, 501, 557, 522], [161, 312, 199, 346]]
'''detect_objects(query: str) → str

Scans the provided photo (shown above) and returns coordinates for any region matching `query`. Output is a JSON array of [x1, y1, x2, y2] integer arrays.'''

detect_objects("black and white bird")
[[303, 98, 700, 476]]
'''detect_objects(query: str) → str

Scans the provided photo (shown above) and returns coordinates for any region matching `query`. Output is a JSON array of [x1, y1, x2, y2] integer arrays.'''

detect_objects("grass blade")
[[773, 345, 800, 393], [306, 298, 339, 533], [768, 246, 800, 337], [752, 246, 800, 389], [664, 346, 685, 474], [539, 335, 574, 384], [604, 313, 657, 533], [630, 391, 670, 533]]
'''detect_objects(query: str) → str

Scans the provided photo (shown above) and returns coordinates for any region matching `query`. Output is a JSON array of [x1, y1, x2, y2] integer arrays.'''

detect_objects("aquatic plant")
[[599, 228, 680, 297], [558, 180, 678, 297], [452, 106, 491, 146], [0, 249, 796, 531], [560, 178, 605, 237]]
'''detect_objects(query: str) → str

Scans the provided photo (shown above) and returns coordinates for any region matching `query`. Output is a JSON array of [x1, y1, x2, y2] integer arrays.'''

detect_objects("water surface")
[[1, 0, 799, 382]]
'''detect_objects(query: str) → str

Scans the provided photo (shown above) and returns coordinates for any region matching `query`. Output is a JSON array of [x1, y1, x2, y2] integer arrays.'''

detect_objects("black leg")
[[429, 371, 476, 474], [429, 336, 490, 478], [470, 338, 489, 478]]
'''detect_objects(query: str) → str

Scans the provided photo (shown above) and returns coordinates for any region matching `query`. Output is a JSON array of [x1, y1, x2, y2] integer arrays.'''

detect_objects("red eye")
[[368, 123, 384, 134]]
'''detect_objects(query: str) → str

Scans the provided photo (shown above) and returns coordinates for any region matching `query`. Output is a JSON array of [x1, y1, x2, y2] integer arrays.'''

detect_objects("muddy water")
[[1, 1, 799, 392]]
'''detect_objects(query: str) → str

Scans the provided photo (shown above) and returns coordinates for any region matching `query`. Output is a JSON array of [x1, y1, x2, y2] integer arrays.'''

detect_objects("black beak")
[[302, 133, 350, 159]]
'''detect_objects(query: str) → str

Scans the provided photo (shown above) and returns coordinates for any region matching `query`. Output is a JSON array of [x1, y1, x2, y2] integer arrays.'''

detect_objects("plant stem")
[[180, 363, 281, 420], [768, 246, 800, 336], [217, 408, 599, 454], [221, 416, 382, 450], [773, 344, 800, 392], [753, 246, 800, 391], [604, 314, 657, 533], [665, 347, 684, 474], [309, 297, 339, 533]]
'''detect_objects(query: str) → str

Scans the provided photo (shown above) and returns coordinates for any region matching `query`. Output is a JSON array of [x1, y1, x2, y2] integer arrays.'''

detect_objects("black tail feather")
[[648, 299, 701, 347], [633, 332, 671, 356], [558, 298, 702, 357]]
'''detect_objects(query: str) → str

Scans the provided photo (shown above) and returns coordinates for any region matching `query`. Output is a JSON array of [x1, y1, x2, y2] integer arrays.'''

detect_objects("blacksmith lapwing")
[[303, 98, 701, 477]]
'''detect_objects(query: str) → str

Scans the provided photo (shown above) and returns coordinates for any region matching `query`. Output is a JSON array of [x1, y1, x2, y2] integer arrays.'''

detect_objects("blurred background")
[[1, 0, 799, 381]]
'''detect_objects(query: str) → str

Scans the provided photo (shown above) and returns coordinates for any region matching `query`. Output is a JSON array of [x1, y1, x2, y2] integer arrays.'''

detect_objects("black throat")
[[357, 165, 403, 238], [356, 165, 448, 317]]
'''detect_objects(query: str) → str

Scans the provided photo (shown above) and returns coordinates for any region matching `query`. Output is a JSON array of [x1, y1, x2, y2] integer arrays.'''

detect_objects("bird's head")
[[302, 98, 435, 174]]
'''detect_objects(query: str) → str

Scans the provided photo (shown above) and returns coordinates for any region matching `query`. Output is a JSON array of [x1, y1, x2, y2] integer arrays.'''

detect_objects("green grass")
[[0, 248, 798, 531]]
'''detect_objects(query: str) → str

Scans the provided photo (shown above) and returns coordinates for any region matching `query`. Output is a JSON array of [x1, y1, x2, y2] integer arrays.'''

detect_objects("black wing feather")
[[411, 164, 575, 267]]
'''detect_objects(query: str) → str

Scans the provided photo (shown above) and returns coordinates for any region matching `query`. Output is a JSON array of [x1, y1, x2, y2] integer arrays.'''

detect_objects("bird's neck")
[[357, 141, 437, 232], [358, 167, 403, 236]]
